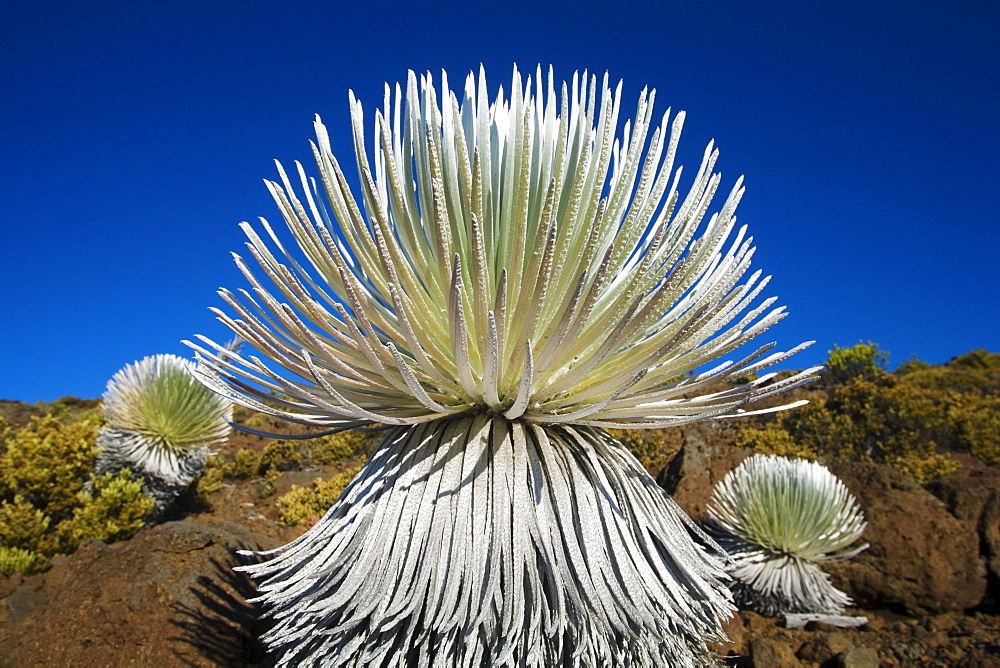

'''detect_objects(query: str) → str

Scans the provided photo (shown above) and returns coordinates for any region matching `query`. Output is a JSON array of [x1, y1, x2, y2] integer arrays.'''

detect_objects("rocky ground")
[[1, 419, 998, 666]]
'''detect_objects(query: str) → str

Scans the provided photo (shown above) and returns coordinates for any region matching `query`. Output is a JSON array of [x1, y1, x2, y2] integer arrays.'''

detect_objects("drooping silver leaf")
[[188, 66, 824, 665], [240, 415, 733, 666]]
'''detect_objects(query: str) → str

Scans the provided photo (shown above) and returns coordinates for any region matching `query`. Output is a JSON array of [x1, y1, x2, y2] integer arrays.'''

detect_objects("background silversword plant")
[[706, 453, 868, 616], [187, 66, 820, 666], [97, 354, 232, 517]]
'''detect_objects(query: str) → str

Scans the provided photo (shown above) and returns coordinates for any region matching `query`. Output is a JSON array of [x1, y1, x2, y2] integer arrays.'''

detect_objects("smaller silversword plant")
[[706, 453, 868, 616], [97, 354, 232, 517]]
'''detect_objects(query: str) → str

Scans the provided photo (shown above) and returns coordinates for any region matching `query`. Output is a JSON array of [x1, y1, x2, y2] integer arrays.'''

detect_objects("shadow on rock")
[[172, 552, 273, 667]]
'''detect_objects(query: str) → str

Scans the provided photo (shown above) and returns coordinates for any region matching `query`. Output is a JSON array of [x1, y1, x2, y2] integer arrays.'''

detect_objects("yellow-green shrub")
[[0, 546, 48, 576], [198, 428, 377, 496], [0, 496, 50, 550], [735, 425, 818, 460], [195, 460, 226, 496], [310, 430, 375, 465], [883, 452, 961, 485], [948, 394, 1000, 465], [43, 470, 154, 556], [738, 347, 999, 483], [823, 341, 889, 386], [225, 448, 265, 478], [772, 378, 956, 481], [0, 413, 102, 518], [608, 428, 682, 476], [258, 439, 303, 472], [0, 412, 156, 575], [277, 463, 364, 527], [897, 350, 1000, 395]]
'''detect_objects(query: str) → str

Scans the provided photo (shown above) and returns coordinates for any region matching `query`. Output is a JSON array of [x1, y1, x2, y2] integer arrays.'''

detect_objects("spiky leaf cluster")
[[187, 66, 817, 432], [98, 354, 232, 487], [190, 66, 820, 666], [707, 454, 868, 615]]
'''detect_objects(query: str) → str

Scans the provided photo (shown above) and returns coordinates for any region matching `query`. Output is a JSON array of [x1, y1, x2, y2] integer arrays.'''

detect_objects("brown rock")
[[983, 495, 1000, 606], [709, 610, 748, 658], [929, 455, 1000, 523], [836, 646, 879, 668], [0, 520, 280, 666], [926, 611, 960, 632], [860, 613, 887, 632], [750, 637, 801, 667], [658, 422, 752, 519], [796, 631, 853, 664], [825, 459, 987, 615], [802, 619, 854, 632], [742, 610, 779, 632], [928, 455, 1000, 610]]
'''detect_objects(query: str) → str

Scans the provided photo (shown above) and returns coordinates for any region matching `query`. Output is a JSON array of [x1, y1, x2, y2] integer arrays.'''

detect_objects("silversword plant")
[[706, 453, 868, 616], [97, 354, 232, 518], [188, 66, 819, 666]]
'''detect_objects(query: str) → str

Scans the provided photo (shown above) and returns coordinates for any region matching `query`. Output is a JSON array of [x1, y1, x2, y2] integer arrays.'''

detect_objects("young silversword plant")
[[706, 454, 868, 617], [96, 354, 232, 519], [187, 66, 820, 666]]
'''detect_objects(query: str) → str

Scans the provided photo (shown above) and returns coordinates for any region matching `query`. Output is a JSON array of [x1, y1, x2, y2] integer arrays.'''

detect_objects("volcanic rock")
[[825, 459, 987, 615], [0, 520, 279, 666], [927, 454, 1000, 611], [657, 422, 752, 519]]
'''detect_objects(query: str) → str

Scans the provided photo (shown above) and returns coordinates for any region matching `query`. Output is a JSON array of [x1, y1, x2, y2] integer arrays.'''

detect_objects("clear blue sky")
[[2, 1, 997, 402]]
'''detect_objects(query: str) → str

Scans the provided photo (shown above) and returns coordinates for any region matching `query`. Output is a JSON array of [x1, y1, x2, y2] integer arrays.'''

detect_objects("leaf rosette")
[[707, 453, 868, 615], [187, 66, 821, 666], [99, 354, 231, 486], [186, 66, 817, 433]]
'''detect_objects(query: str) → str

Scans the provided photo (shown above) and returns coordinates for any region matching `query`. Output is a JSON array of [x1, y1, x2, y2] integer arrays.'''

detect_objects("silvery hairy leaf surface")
[[706, 454, 868, 616], [96, 354, 232, 517], [188, 66, 819, 666]]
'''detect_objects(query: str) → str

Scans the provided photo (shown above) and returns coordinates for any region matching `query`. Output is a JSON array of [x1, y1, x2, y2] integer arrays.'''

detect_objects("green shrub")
[[0, 413, 102, 518], [0, 546, 48, 576], [896, 356, 933, 375], [43, 470, 154, 556], [0, 413, 156, 574], [737, 346, 999, 483], [735, 425, 817, 460], [896, 349, 1000, 395], [820, 378, 944, 454], [823, 341, 889, 385], [949, 349, 1000, 371], [883, 452, 961, 485], [776, 378, 959, 481], [949, 394, 1000, 465], [277, 463, 364, 527], [606, 428, 682, 475], [259, 439, 305, 472], [197, 428, 377, 497], [0, 496, 51, 550], [195, 460, 225, 496], [309, 430, 375, 465], [225, 448, 264, 478]]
